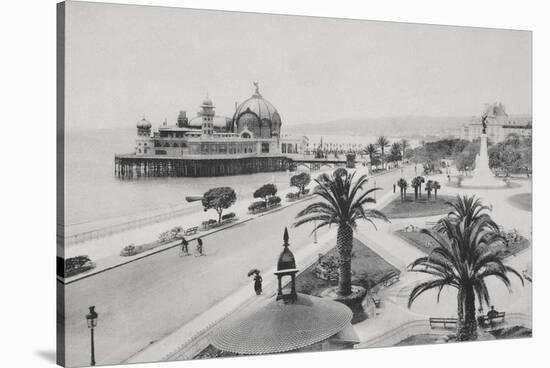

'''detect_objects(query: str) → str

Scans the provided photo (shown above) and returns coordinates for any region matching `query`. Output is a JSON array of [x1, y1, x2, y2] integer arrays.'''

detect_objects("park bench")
[[184, 226, 199, 236], [429, 317, 458, 329], [382, 272, 400, 287], [480, 312, 506, 328]]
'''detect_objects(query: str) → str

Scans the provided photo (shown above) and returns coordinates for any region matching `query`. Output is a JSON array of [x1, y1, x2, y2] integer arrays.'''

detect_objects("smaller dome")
[[136, 117, 152, 129], [201, 96, 214, 108], [277, 228, 296, 271]]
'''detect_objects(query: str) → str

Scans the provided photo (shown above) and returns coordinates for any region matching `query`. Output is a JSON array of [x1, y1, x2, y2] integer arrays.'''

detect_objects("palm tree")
[[408, 213, 523, 341], [390, 142, 403, 167], [364, 144, 379, 169], [397, 178, 408, 202], [432, 181, 441, 200], [425, 180, 433, 200], [376, 136, 390, 169], [293, 171, 389, 296]]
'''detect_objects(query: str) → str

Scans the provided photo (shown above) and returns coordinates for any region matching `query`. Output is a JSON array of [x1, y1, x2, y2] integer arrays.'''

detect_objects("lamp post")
[[374, 180, 377, 200], [86, 306, 98, 366]]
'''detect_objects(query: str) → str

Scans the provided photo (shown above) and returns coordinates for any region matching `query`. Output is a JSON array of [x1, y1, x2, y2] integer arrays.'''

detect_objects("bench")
[[382, 272, 400, 287], [429, 317, 458, 329], [184, 226, 199, 236], [481, 312, 506, 328]]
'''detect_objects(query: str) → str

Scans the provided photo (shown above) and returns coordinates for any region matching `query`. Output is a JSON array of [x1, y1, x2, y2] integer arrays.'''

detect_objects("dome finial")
[[283, 227, 289, 247], [253, 81, 261, 97]]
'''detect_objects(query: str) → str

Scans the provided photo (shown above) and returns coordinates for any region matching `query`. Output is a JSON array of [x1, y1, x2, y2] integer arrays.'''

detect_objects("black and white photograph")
[[54, 1, 535, 367], [5, 1, 549, 368]]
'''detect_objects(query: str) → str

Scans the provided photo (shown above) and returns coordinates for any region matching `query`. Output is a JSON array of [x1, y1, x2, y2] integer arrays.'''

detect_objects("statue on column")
[[481, 114, 488, 134]]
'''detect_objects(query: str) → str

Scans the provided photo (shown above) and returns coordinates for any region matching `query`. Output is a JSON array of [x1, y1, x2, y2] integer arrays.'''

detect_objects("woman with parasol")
[[248, 269, 262, 295]]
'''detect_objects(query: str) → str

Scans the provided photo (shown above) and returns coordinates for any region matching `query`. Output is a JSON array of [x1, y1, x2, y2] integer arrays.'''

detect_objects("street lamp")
[[374, 180, 377, 200], [86, 306, 98, 366]]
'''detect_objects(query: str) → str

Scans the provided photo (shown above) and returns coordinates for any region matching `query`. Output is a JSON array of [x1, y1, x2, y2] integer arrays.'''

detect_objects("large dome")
[[233, 83, 282, 138]]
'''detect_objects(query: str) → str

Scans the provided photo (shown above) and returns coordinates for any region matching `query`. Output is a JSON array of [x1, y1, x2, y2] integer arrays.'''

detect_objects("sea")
[[64, 128, 407, 231]]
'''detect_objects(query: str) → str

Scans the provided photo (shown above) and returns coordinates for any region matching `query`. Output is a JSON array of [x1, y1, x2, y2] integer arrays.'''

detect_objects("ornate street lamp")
[[86, 306, 98, 366]]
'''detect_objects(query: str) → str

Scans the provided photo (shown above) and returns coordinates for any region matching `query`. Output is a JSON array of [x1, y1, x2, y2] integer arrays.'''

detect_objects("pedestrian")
[[254, 271, 263, 295], [477, 307, 486, 328], [196, 237, 204, 256], [393, 183, 396, 193], [180, 236, 189, 256]]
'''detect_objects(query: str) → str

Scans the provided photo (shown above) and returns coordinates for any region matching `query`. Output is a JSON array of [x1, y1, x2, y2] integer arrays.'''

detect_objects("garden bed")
[[380, 195, 455, 219], [395, 228, 530, 259], [295, 238, 399, 296]]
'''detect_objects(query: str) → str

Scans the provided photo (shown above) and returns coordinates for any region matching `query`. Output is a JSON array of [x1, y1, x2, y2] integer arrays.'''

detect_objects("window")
[[154, 142, 161, 147], [155, 150, 167, 155]]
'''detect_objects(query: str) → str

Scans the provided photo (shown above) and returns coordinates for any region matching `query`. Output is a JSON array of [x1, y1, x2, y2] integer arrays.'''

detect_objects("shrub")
[[248, 201, 266, 213], [286, 192, 300, 201], [302, 188, 310, 195], [64, 255, 95, 277], [120, 244, 137, 256], [221, 212, 236, 220], [267, 196, 281, 206], [158, 228, 180, 243]]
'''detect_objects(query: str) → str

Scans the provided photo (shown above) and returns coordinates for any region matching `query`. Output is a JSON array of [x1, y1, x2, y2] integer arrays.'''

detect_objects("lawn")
[[507, 193, 532, 212], [395, 228, 530, 259], [380, 195, 456, 219], [295, 238, 399, 296]]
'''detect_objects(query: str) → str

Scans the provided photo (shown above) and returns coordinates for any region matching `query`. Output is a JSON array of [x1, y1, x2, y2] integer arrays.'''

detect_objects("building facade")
[[461, 102, 532, 143], [116, 84, 310, 178]]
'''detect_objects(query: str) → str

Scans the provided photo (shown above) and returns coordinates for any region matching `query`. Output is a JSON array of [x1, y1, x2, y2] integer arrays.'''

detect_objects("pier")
[[114, 154, 355, 178]]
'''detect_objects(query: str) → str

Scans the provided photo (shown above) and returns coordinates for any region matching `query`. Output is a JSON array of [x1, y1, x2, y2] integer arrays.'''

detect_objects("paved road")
[[62, 166, 414, 367]]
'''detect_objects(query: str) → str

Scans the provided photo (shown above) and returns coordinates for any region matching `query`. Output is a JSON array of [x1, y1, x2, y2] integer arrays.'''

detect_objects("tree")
[[333, 168, 348, 179], [290, 172, 311, 195], [377, 136, 390, 169], [425, 180, 434, 200], [253, 184, 278, 208], [397, 178, 408, 202], [389, 142, 403, 166], [363, 144, 380, 169], [293, 172, 389, 296], [202, 187, 237, 223], [432, 181, 441, 199], [411, 176, 424, 200], [408, 198, 523, 341]]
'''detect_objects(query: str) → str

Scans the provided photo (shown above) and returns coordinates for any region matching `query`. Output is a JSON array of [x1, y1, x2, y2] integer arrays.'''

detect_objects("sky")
[[65, 1, 532, 130]]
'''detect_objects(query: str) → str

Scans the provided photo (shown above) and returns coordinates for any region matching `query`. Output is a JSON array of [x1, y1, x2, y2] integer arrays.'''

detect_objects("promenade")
[[62, 164, 415, 367]]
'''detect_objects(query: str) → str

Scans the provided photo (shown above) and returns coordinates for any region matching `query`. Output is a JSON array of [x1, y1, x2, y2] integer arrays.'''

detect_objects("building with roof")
[[206, 228, 359, 356], [116, 83, 309, 177], [461, 102, 532, 143]]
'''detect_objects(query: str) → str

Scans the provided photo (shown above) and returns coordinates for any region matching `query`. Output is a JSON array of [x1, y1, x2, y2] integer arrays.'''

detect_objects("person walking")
[[180, 236, 190, 256], [196, 237, 204, 256], [253, 271, 263, 295]]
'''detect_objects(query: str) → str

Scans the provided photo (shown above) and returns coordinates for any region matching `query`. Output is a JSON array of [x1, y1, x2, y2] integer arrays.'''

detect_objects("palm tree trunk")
[[336, 224, 354, 296], [457, 285, 478, 341]]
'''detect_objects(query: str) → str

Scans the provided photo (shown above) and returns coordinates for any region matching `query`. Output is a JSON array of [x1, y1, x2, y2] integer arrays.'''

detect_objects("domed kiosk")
[[209, 228, 358, 356], [232, 82, 282, 139]]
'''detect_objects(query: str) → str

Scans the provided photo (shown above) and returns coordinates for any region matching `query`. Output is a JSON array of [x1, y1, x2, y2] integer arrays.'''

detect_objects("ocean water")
[[64, 128, 400, 228]]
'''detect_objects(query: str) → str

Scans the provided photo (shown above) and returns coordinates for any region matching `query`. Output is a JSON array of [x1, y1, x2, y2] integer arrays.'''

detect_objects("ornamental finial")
[[253, 81, 261, 96], [283, 227, 289, 247]]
